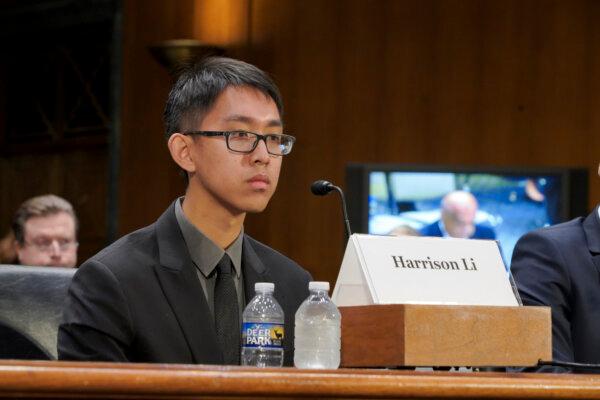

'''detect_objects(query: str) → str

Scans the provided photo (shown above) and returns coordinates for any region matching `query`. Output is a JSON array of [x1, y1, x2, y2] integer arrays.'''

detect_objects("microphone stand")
[[330, 184, 352, 241]]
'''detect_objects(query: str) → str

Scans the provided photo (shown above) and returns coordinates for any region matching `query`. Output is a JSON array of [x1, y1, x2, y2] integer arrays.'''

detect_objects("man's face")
[[442, 206, 476, 239], [186, 85, 283, 216], [16, 212, 78, 268]]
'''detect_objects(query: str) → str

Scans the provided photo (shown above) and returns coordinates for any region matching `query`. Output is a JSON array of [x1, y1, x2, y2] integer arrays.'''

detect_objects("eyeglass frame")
[[181, 130, 296, 156], [23, 238, 79, 253]]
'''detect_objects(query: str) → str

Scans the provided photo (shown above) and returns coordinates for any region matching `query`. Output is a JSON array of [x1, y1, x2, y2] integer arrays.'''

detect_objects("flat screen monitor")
[[346, 164, 588, 266]]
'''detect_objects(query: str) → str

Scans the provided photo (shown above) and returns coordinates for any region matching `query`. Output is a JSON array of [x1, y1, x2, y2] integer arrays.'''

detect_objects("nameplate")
[[332, 234, 518, 307]]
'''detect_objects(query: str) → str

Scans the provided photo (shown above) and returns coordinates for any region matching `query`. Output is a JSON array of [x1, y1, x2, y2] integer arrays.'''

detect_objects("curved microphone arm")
[[330, 184, 352, 240], [310, 180, 352, 240]]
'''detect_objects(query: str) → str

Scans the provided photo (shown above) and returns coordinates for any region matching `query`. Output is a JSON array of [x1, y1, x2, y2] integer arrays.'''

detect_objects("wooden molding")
[[0, 361, 599, 399]]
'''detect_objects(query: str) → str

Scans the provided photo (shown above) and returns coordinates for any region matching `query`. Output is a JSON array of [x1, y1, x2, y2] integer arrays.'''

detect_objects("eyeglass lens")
[[28, 238, 77, 252], [227, 132, 293, 155]]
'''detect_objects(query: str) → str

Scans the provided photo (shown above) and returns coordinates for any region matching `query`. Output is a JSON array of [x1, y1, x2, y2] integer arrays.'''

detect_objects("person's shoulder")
[[245, 235, 299, 267], [245, 235, 310, 277], [511, 216, 588, 264], [519, 216, 586, 246], [474, 224, 496, 239], [81, 222, 159, 276], [420, 221, 440, 236]]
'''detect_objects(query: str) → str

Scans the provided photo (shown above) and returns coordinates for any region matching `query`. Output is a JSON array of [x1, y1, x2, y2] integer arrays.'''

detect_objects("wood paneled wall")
[[117, 0, 196, 231], [116, 0, 600, 284]]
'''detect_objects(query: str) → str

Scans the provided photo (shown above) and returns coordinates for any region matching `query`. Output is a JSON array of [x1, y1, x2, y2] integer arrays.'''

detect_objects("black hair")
[[163, 56, 283, 138]]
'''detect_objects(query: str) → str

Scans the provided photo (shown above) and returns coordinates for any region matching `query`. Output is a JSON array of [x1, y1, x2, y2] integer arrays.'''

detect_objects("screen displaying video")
[[367, 172, 562, 266]]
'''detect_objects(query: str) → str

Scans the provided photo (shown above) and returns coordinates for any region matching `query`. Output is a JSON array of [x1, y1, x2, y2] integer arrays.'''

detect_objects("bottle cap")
[[255, 282, 275, 293], [309, 281, 330, 291]]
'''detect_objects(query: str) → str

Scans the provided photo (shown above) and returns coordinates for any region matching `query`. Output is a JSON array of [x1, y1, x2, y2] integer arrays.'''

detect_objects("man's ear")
[[168, 133, 196, 173]]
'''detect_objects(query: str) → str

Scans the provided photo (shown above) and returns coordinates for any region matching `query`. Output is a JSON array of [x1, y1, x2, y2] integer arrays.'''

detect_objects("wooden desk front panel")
[[0, 361, 599, 399]]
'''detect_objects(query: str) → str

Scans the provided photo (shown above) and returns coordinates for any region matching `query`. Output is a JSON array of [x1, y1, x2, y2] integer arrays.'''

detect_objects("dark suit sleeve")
[[420, 222, 441, 237], [469, 224, 496, 240], [58, 260, 134, 361], [510, 230, 574, 364]]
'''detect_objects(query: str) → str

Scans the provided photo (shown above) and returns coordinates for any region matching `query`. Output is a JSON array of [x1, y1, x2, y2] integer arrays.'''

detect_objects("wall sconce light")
[[148, 39, 225, 75]]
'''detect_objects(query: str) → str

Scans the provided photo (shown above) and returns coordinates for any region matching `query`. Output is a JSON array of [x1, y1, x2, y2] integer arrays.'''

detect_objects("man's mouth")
[[248, 175, 270, 190]]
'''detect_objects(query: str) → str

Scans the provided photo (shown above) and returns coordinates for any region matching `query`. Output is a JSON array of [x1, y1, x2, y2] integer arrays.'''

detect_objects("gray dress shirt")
[[175, 198, 246, 321]]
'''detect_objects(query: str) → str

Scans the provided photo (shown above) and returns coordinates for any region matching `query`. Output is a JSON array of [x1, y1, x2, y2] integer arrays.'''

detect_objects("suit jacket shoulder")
[[90, 223, 159, 281], [511, 208, 600, 366], [473, 224, 496, 240], [245, 235, 311, 282], [420, 221, 442, 237], [58, 209, 200, 363]]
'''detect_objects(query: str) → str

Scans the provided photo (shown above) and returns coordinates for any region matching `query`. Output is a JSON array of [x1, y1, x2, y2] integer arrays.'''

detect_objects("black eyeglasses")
[[24, 238, 79, 253], [182, 130, 296, 156]]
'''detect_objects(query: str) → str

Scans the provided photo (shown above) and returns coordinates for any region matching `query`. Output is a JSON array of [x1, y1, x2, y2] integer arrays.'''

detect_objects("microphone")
[[310, 180, 352, 240], [310, 180, 335, 196]]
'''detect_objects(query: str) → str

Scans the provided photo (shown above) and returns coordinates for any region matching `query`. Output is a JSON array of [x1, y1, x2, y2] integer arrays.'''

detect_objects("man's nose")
[[49, 240, 62, 255], [251, 139, 271, 164]]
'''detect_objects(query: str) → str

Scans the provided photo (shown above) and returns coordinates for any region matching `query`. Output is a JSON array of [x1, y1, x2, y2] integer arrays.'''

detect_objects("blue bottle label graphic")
[[242, 322, 284, 348]]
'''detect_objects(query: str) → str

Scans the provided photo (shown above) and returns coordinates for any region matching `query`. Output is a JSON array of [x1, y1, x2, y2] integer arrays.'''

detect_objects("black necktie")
[[214, 254, 240, 365]]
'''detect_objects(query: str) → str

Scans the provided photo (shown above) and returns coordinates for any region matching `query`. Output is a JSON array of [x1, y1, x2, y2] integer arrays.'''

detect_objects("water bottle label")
[[241, 322, 284, 348]]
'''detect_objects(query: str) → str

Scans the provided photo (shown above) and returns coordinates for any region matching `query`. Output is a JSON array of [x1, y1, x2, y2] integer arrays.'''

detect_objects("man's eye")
[[232, 131, 251, 138], [266, 135, 285, 144]]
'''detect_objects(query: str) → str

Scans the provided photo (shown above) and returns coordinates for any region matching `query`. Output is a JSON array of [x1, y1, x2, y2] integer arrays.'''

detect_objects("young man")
[[11, 194, 78, 268], [58, 57, 311, 365], [511, 164, 600, 370]]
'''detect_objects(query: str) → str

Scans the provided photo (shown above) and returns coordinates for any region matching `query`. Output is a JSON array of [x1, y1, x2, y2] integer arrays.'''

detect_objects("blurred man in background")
[[12, 194, 78, 268], [420, 190, 496, 240]]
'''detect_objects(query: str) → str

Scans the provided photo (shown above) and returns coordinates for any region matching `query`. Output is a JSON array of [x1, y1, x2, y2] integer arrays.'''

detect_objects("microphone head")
[[311, 180, 334, 196]]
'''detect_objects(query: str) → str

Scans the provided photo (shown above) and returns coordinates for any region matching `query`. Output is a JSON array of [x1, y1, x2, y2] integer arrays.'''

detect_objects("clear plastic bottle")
[[241, 282, 285, 367], [294, 281, 341, 369]]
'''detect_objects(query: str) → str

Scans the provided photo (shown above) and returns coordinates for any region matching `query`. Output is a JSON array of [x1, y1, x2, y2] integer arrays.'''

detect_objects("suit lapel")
[[583, 206, 600, 281], [242, 236, 272, 303], [153, 202, 222, 364], [242, 237, 289, 319], [242, 236, 295, 364]]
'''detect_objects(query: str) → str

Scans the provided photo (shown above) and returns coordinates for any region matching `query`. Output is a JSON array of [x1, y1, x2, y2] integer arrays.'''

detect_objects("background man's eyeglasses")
[[24, 239, 79, 253], [182, 131, 296, 156]]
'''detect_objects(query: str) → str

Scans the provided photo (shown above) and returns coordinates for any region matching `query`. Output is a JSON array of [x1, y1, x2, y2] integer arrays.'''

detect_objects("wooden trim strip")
[[0, 361, 599, 399]]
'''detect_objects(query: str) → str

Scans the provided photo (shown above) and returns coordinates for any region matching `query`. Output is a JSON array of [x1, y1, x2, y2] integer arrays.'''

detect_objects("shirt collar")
[[174, 197, 243, 278]]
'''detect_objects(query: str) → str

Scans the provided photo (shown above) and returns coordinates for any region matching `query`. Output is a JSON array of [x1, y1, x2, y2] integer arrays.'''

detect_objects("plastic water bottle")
[[294, 281, 341, 369], [241, 282, 285, 367]]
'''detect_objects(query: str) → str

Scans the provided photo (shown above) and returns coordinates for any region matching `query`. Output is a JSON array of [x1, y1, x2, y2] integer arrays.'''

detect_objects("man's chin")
[[243, 204, 269, 214], [238, 194, 273, 214], [224, 200, 269, 216]]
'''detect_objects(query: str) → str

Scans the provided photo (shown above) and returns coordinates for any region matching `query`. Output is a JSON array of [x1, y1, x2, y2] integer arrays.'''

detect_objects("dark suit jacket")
[[58, 202, 312, 366], [511, 207, 600, 366], [420, 220, 496, 240]]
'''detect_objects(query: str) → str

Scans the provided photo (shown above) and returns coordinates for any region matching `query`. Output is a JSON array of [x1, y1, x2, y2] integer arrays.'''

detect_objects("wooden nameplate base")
[[340, 304, 551, 367]]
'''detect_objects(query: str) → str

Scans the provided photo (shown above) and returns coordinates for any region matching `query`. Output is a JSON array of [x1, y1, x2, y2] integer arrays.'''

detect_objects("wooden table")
[[0, 360, 599, 399]]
